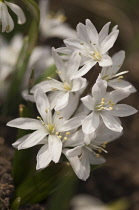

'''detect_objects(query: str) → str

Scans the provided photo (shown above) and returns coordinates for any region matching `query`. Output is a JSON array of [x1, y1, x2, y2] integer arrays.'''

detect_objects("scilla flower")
[[7, 88, 84, 170], [81, 75, 137, 134], [0, 0, 26, 33]]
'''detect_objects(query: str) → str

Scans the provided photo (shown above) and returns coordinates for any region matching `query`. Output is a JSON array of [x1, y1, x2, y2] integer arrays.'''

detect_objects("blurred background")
[[0, 0, 139, 209]]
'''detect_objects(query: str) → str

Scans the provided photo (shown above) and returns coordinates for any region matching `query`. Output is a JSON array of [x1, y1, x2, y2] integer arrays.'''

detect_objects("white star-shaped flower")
[[31, 49, 87, 113], [0, 0, 26, 33], [56, 19, 119, 79], [63, 124, 121, 181], [81, 76, 137, 134], [7, 88, 84, 170], [39, 0, 76, 39], [100, 50, 136, 92]]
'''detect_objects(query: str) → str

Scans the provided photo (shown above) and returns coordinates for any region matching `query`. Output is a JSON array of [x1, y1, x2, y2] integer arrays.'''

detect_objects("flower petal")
[[67, 52, 81, 78], [7, 118, 42, 130], [71, 60, 96, 79], [86, 19, 98, 44], [81, 95, 94, 110], [66, 146, 82, 157], [58, 115, 84, 132], [12, 134, 30, 148], [99, 22, 111, 44], [55, 92, 69, 111], [100, 30, 119, 54], [109, 80, 136, 93], [18, 129, 47, 149], [34, 88, 51, 123], [1, 2, 14, 32], [110, 104, 137, 117], [5, 1, 26, 24], [36, 144, 52, 170], [48, 135, 62, 163], [99, 54, 112, 67], [77, 22, 90, 44], [71, 77, 87, 92], [100, 112, 123, 132], [82, 112, 100, 134]]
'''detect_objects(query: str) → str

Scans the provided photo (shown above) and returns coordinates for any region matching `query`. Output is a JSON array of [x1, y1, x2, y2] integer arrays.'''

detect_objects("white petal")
[[81, 95, 94, 110], [66, 146, 82, 158], [86, 19, 98, 44], [63, 129, 84, 147], [77, 22, 90, 44], [109, 80, 136, 93], [100, 112, 123, 132], [71, 77, 87, 92], [71, 60, 96, 79], [1, 3, 14, 32], [95, 124, 122, 143], [31, 79, 64, 93], [110, 104, 137, 117], [34, 88, 51, 123], [111, 51, 125, 74], [36, 144, 52, 170], [63, 149, 83, 180], [67, 52, 81, 78], [64, 38, 86, 50], [5, 1, 26, 24], [58, 115, 84, 132], [7, 118, 42, 130], [12, 134, 30, 148], [100, 30, 119, 54], [91, 76, 107, 101], [88, 151, 106, 165], [59, 92, 80, 120], [105, 89, 131, 104], [82, 112, 100, 134], [99, 22, 111, 44], [80, 149, 90, 180], [18, 129, 47, 149], [48, 135, 62, 163], [55, 92, 69, 111], [99, 55, 112, 67]]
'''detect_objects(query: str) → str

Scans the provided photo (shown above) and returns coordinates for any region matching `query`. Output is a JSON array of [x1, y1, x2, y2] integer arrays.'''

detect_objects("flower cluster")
[[7, 19, 137, 181]]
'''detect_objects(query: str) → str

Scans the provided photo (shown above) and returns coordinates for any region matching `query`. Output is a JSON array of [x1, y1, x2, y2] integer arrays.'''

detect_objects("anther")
[[66, 132, 70, 135], [55, 132, 59, 135], [64, 137, 68, 140], [58, 135, 62, 139]]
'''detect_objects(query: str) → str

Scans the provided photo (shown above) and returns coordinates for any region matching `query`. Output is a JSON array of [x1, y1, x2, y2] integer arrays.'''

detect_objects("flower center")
[[92, 51, 102, 61], [46, 124, 55, 134], [102, 71, 128, 82], [96, 98, 115, 111], [63, 82, 72, 91]]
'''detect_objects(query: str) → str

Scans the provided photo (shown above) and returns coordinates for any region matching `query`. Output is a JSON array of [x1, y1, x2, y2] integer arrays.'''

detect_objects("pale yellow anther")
[[66, 132, 70, 135], [56, 111, 60, 115], [47, 77, 52, 80], [98, 148, 102, 153], [64, 137, 68, 140], [109, 107, 113, 110], [51, 88, 57, 91], [55, 132, 59, 135], [96, 153, 100, 157], [118, 76, 123, 79], [37, 116, 41, 119], [58, 135, 62, 139], [46, 108, 49, 113]]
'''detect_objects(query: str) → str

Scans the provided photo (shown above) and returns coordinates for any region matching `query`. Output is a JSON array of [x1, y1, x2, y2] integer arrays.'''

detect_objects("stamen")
[[58, 135, 62, 139], [66, 132, 70, 135], [63, 137, 68, 140], [55, 132, 59, 135]]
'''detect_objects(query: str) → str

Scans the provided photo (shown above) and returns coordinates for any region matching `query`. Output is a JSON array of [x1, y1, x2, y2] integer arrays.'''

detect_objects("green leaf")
[[48, 166, 77, 210], [16, 163, 66, 205]]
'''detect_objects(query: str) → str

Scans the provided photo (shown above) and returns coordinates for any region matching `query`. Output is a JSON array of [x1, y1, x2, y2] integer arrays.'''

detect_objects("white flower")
[[100, 50, 136, 92], [0, 0, 26, 33], [56, 19, 119, 79], [81, 76, 137, 134], [7, 88, 84, 170], [31, 49, 87, 112], [63, 124, 121, 181], [0, 34, 23, 100], [39, 0, 76, 39]]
